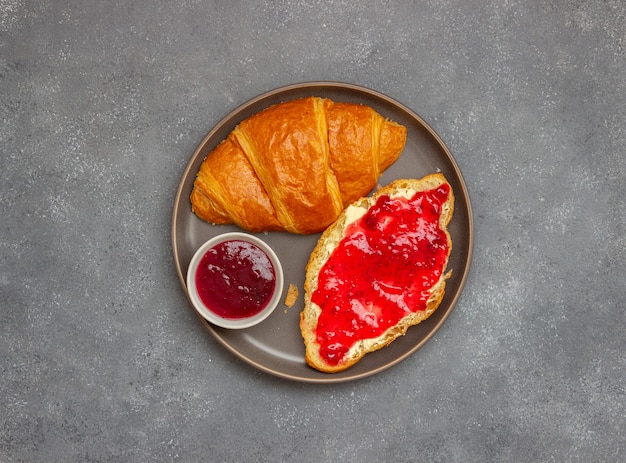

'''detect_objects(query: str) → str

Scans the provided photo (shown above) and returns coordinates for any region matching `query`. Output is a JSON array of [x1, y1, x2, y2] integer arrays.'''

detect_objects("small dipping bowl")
[[187, 232, 284, 329]]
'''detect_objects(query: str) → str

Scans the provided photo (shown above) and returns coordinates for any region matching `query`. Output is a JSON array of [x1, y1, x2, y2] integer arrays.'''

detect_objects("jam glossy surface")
[[195, 240, 276, 319], [311, 185, 450, 365]]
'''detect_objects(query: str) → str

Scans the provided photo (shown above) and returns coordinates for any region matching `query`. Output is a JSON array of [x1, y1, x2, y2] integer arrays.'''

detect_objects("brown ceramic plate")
[[172, 82, 473, 383]]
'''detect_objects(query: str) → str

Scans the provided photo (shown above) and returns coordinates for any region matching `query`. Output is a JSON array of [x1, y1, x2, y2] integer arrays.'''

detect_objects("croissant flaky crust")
[[190, 96, 407, 234]]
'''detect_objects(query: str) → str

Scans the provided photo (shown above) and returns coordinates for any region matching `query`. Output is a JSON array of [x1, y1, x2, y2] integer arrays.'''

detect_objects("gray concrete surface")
[[1, 1, 624, 462]]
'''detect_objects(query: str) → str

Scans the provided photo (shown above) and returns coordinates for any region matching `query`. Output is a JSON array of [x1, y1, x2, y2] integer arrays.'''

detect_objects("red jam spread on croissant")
[[311, 184, 450, 366]]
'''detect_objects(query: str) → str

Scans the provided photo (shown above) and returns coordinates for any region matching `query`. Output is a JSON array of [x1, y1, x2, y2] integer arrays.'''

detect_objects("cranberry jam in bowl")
[[187, 232, 284, 329]]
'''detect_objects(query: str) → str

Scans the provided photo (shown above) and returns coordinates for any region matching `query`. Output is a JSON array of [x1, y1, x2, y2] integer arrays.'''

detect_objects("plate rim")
[[171, 81, 474, 383]]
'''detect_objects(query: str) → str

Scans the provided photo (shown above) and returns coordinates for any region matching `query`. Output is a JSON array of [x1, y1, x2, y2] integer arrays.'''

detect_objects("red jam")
[[311, 185, 450, 365], [195, 240, 276, 319]]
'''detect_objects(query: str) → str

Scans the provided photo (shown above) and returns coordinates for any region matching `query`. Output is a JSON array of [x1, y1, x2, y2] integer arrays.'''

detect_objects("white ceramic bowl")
[[186, 232, 284, 329]]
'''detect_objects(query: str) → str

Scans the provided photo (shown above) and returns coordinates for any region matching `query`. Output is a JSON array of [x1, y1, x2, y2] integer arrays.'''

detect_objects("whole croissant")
[[190, 96, 407, 234]]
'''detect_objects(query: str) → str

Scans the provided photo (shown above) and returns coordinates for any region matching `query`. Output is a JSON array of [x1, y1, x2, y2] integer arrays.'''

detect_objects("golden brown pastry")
[[190, 96, 406, 234]]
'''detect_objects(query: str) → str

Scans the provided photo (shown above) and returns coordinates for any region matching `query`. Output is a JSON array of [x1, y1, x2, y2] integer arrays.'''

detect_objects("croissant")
[[190, 96, 407, 234]]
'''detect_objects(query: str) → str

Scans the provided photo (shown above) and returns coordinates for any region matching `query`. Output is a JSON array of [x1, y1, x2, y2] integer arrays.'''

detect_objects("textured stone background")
[[1, 1, 624, 461]]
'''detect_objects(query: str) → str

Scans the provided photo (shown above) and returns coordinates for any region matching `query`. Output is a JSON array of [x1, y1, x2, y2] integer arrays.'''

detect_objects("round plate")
[[172, 82, 474, 383]]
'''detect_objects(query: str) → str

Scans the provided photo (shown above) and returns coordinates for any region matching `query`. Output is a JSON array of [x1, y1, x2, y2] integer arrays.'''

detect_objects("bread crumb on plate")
[[284, 283, 299, 308]]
